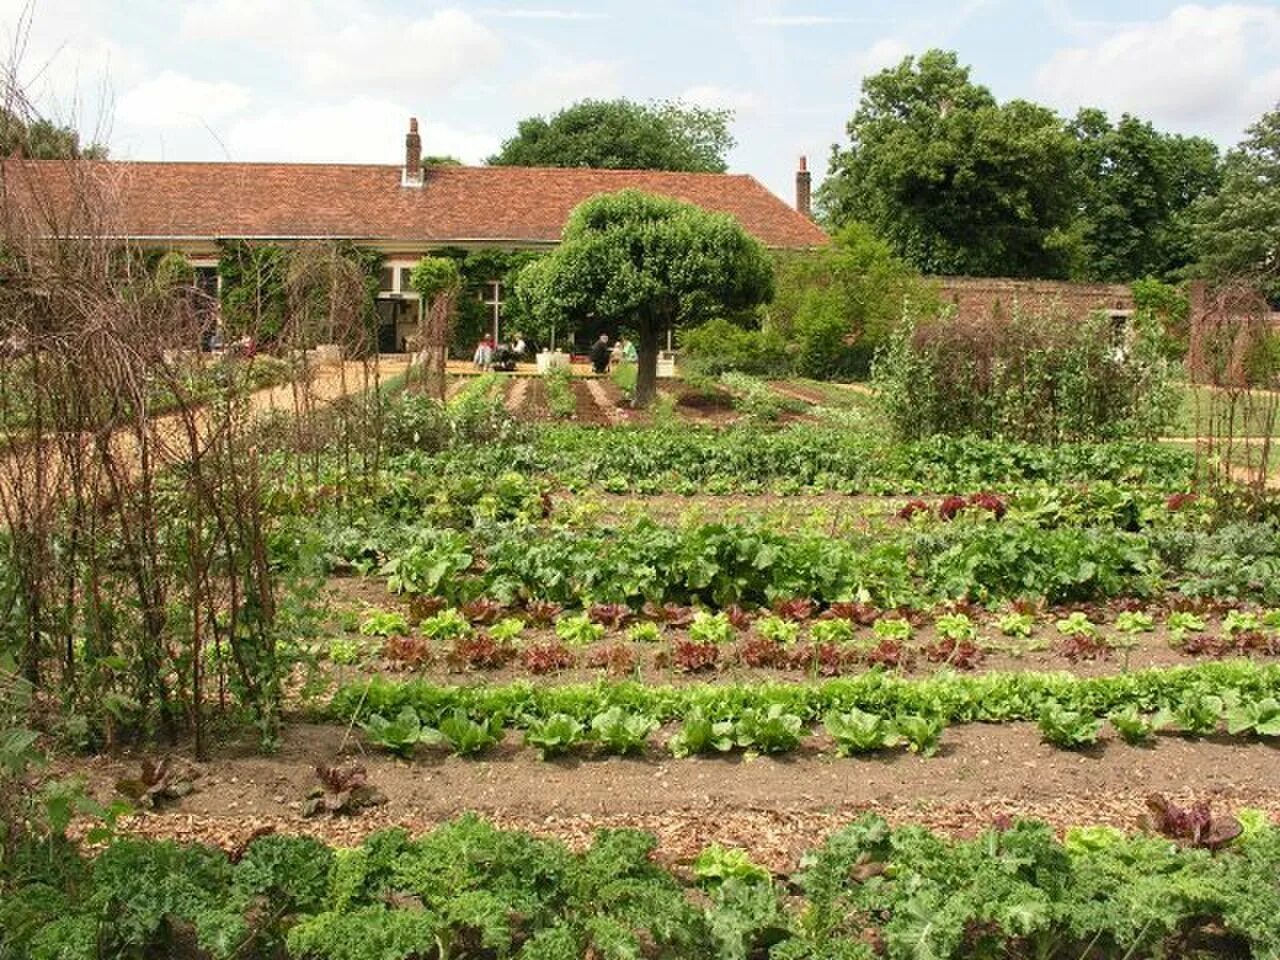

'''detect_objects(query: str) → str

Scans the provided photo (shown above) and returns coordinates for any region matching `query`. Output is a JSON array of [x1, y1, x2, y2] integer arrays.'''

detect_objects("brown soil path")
[[504, 376, 530, 414], [68, 721, 1280, 871]]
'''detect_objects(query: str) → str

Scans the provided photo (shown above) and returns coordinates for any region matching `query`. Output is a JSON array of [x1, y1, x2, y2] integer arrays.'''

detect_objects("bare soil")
[[64, 722, 1280, 872]]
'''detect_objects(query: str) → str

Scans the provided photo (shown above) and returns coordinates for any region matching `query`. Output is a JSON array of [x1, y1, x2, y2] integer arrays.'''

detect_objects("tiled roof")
[[3, 160, 829, 249]]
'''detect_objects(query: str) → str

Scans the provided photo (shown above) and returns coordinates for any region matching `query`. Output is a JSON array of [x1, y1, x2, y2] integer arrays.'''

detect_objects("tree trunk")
[[634, 319, 660, 408], [416, 295, 450, 401]]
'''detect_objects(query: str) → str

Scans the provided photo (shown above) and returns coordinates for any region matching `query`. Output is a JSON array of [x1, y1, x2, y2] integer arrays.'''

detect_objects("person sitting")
[[589, 334, 611, 374], [491, 342, 518, 372]]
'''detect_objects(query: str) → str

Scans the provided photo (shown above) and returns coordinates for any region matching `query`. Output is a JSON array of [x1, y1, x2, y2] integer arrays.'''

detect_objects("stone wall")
[[933, 277, 1134, 322]]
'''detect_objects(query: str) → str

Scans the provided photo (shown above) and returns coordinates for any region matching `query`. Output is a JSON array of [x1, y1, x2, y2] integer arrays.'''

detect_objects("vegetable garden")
[[7, 367, 1280, 959]]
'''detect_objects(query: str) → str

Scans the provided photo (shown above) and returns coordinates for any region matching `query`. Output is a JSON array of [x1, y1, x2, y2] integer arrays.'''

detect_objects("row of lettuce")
[[332, 660, 1280, 758], [5, 811, 1280, 959]]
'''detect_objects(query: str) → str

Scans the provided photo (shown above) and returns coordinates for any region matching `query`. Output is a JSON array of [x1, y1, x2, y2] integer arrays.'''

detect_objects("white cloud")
[[300, 9, 501, 93], [483, 8, 607, 20], [849, 37, 910, 78], [179, 2, 500, 95], [516, 59, 621, 111], [117, 70, 250, 129], [1036, 3, 1280, 135], [680, 84, 761, 115], [224, 97, 499, 164], [752, 15, 879, 26]]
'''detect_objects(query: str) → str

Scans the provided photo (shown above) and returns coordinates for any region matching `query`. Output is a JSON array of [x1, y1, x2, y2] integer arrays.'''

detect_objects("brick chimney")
[[795, 155, 811, 218], [403, 117, 423, 188]]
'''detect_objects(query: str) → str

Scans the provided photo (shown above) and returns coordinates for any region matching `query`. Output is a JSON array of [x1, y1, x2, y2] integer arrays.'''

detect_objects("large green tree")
[[1069, 109, 1220, 282], [0, 108, 106, 159], [489, 99, 734, 172], [1191, 102, 1280, 298], [819, 50, 1077, 278], [515, 190, 773, 407]]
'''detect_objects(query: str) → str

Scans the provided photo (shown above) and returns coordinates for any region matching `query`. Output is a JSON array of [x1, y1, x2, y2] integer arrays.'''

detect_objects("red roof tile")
[[2, 160, 828, 249]]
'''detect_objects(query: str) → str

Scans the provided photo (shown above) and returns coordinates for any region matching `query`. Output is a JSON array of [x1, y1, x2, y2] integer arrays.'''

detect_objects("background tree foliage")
[[515, 190, 773, 406], [0, 108, 106, 159], [489, 98, 734, 172], [819, 49, 1225, 284], [819, 50, 1078, 278], [1191, 102, 1280, 299], [1068, 110, 1220, 282]]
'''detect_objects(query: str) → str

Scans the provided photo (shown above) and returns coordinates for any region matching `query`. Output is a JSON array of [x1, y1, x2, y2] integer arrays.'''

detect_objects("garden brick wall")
[[934, 277, 1134, 322]]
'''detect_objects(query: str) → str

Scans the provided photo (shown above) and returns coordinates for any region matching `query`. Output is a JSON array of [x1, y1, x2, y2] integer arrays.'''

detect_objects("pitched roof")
[[3, 160, 828, 250]]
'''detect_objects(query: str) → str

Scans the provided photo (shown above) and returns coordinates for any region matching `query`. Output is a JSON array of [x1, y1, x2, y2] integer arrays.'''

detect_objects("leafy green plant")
[[693, 844, 771, 886], [1155, 693, 1224, 737], [1109, 706, 1156, 745], [358, 610, 410, 638], [1167, 611, 1207, 636], [755, 615, 799, 646], [873, 617, 912, 643], [555, 614, 605, 647], [1223, 610, 1261, 635], [1038, 704, 1103, 749], [895, 714, 944, 757], [524, 713, 586, 759], [361, 707, 427, 758], [1225, 696, 1280, 737], [935, 613, 977, 642], [626, 621, 662, 644], [669, 709, 736, 758], [1055, 612, 1097, 637], [591, 708, 657, 755], [489, 617, 525, 643], [430, 710, 506, 756], [328, 637, 363, 665], [689, 611, 737, 645], [823, 708, 900, 755], [734, 705, 805, 754], [809, 619, 855, 646], [420, 609, 471, 642], [1114, 611, 1155, 634], [998, 611, 1035, 638]]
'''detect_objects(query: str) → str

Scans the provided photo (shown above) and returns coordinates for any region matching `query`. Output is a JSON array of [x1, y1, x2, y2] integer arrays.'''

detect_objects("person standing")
[[474, 333, 494, 370], [589, 334, 611, 374]]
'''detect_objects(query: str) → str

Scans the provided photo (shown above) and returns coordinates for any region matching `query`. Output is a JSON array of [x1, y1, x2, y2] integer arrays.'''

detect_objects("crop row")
[[357, 685, 1280, 760], [411, 425, 1195, 494], [331, 659, 1280, 732], [315, 514, 1280, 610], [7, 810, 1280, 959]]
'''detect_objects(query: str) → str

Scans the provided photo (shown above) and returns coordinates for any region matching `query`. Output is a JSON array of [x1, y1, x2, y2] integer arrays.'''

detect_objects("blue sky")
[[5, 1, 1279, 202]]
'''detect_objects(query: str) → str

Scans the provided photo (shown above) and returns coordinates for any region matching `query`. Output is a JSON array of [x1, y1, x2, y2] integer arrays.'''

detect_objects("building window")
[[480, 280, 503, 342], [378, 267, 394, 293]]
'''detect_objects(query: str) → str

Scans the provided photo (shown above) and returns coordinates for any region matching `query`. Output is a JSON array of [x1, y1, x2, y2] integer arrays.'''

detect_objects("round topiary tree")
[[515, 190, 774, 407]]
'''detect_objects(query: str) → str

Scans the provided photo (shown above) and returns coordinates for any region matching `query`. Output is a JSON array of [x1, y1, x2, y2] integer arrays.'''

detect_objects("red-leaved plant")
[[772, 597, 816, 622], [586, 642, 638, 677], [724, 605, 755, 631], [670, 637, 720, 673], [643, 601, 695, 627], [735, 636, 784, 669], [588, 602, 633, 629], [524, 600, 564, 625], [382, 635, 432, 669], [822, 601, 880, 626], [447, 634, 513, 671], [460, 597, 504, 625], [1144, 794, 1241, 850], [521, 640, 576, 674], [897, 499, 930, 521], [924, 637, 984, 670], [408, 595, 448, 623]]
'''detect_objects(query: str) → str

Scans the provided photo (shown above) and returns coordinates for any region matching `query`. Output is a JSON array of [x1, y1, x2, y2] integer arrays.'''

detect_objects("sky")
[[3, 0, 1279, 204]]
